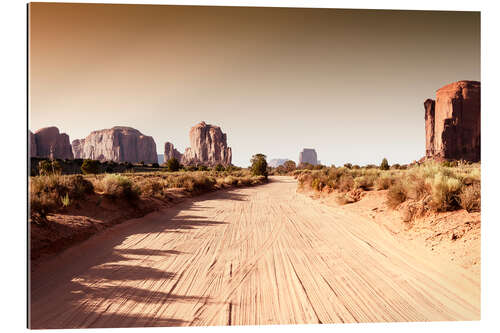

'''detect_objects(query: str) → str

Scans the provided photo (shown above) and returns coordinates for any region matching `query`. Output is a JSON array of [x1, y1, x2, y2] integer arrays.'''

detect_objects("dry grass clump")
[[459, 182, 481, 212], [95, 174, 141, 201], [30, 175, 94, 220], [386, 180, 408, 209]]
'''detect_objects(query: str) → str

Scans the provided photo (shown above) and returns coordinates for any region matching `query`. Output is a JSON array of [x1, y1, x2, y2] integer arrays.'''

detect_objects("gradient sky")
[[29, 3, 480, 167]]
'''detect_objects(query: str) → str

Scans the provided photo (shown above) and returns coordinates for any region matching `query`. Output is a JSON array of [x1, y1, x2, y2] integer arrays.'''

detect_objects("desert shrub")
[[214, 164, 225, 172], [166, 158, 180, 172], [311, 178, 323, 191], [390, 163, 401, 170], [38, 160, 62, 176], [69, 175, 94, 199], [459, 183, 481, 212], [374, 173, 394, 190], [97, 174, 141, 201], [251, 154, 268, 177], [386, 181, 407, 208], [352, 165, 360, 170], [380, 158, 389, 171], [354, 175, 376, 190], [191, 174, 216, 192], [81, 159, 100, 174], [198, 165, 209, 171], [30, 174, 94, 219], [343, 163, 352, 169], [152, 162, 160, 168], [428, 173, 462, 211], [283, 160, 296, 173], [337, 174, 354, 192]]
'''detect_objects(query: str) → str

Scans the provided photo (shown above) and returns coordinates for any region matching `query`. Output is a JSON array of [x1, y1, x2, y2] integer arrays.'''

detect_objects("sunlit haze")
[[29, 3, 480, 167]]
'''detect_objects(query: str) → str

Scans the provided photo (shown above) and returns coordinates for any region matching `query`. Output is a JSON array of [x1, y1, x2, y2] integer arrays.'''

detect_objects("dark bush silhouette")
[[81, 159, 100, 174]]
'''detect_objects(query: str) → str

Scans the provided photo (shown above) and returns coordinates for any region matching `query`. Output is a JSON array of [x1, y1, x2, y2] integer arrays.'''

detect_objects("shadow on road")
[[30, 189, 248, 329]]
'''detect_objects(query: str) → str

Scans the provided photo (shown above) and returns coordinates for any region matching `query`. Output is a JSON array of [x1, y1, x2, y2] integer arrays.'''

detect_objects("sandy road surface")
[[30, 177, 480, 328]]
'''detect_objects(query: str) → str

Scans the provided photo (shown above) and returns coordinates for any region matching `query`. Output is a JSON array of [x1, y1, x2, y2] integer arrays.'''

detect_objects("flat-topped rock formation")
[[30, 126, 74, 160], [164, 142, 183, 163], [424, 80, 480, 162], [180, 121, 232, 166], [299, 148, 318, 165], [72, 126, 157, 164]]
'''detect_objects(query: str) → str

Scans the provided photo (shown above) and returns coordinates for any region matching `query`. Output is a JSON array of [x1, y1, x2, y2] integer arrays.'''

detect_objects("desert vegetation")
[[295, 160, 480, 216], [30, 169, 266, 222]]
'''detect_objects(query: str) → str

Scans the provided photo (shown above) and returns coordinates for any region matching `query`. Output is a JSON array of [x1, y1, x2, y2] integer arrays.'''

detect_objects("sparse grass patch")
[[459, 182, 481, 212]]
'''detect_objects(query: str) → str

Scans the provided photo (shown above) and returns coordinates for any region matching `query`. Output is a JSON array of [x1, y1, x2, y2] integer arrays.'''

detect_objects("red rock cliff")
[[424, 80, 480, 162]]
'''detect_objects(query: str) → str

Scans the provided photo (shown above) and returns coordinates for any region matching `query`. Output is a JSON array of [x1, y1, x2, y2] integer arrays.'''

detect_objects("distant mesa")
[[299, 148, 318, 165], [30, 126, 73, 160], [268, 159, 289, 168], [165, 121, 232, 167], [423, 80, 480, 162], [164, 142, 183, 163], [72, 126, 158, 164]]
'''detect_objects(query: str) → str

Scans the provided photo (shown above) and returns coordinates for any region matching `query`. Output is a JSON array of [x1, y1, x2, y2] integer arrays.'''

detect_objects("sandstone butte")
[[72, 126, 158, 164], [164, 122, 232, 167], [30, 127, 74, 160], [424, 80, 480, 162], [163, 142, 183, 163], [299, 148, 318, 165]]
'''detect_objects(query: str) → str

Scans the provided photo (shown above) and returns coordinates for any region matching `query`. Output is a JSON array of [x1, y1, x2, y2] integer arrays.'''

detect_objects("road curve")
[[30, 176, 480, 328]]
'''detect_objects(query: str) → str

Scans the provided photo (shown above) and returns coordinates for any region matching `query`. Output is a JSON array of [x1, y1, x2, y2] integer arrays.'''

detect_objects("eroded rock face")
[[424, 81, 480, 161], [31, 127, 74, 159], [299, 148, 318, 165], [29, 130, 37, 157], [164, 142, 183, 163], [181, 121, 232, 166], [424, 99, 436, 158], [72, 126, 157, 163]]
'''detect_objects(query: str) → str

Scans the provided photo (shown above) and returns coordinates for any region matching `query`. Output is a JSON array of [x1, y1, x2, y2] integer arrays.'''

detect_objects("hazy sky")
[[29, 3, 480, 167]]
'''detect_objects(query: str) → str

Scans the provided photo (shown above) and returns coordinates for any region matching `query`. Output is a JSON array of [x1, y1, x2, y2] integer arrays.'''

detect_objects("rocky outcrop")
[[181, 122, 232, 166], [164, 142, 183, 163], [424, 81, 480, 162], [72, 126, 157, 163], [29, 130, 37, 157], [424, 99, 436, 158], [31, 126, 74, 159], [299, 149, 318, 165]]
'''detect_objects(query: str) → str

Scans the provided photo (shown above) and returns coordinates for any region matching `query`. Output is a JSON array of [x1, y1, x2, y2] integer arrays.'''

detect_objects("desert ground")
[[30, 176, 479, 328]]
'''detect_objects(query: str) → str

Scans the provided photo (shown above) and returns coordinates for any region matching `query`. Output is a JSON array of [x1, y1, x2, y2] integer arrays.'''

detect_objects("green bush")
[[81, 159, 100, 174], [250, 154, 268, 178], [215, 164, 225, 172], [166, 158, 181, 172], [380, 158, 389, 171]]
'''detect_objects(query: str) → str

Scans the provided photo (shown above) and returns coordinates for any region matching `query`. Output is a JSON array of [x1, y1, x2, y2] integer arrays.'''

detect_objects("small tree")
[[215, 164, 225, 172], [81, 159, 100, 174], [283, 160, 296, 173], [166, 158, 180, 172], [380, 158, 390, 171], [250, 153, 268, 178], [152, 162, 160, 168]]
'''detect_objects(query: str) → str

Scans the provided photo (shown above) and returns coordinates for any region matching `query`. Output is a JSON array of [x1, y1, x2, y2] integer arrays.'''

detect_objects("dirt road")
[[30, 177, 480, 328]]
